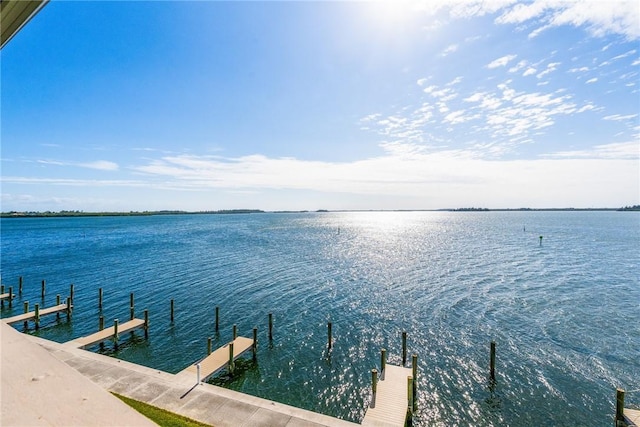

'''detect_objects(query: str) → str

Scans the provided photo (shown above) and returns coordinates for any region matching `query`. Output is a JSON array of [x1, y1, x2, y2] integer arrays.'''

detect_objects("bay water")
[[1, 211, 638, 426]]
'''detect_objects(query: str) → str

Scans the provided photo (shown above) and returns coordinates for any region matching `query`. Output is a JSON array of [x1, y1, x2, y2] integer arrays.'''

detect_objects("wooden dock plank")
[[626, 408, 640, 427], [2, 303, 70, 325], [68, 318, 146, 348], [362, 365, 412, 427], [180, 336, 254, 381], [0, 292, 14, 301]]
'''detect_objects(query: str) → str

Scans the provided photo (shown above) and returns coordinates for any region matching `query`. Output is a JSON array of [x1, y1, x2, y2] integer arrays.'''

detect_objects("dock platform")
[[362, 364, 412, 427], [0, 292, 14, 301], [178, 336, 255, 382], [624, 408, 640, 426], [2, 302, 71, 325], [67, 318, 147, 348]]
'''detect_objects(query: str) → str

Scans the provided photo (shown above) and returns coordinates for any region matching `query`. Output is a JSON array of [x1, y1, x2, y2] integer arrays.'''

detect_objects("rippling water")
[[1, 211, 638, 426]]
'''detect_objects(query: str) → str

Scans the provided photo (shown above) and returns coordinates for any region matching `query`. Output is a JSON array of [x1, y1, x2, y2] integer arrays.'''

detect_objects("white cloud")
[[80, 161, 119, 171], [523, 67, 537, 76], [537, 62, 561, 79], [585, 77, 598, 84], [495, 0, 640, 40], [544, 141, 639, 160], [441, 44, 459, 56], [487, 54, 517, 68]]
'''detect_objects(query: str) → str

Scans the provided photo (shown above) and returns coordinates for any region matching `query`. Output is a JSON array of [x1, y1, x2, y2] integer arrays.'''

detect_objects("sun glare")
[[363, 1, 420, 31]]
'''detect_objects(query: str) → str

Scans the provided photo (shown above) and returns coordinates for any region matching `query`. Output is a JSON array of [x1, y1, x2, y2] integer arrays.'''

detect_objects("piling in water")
[[98, 287, 103, 309], [207, 337, 212, 355], [114, 319, 119, 348], [99, 315, 104, 331], [412, 354, 418, 411], [41, 280, 45, 298], [8, 286, 13, 308], [228, 342, 235, 375], [402, 331, 407, 366], [56, 294, 60, 318], [233, 324, 237, 340], [19, 276, 23, 294], [380, 348, 387, 376], [170, 299, 174, 323], [144, 309, 149, 338], [407, 376, 414, 417], [328, 321, 333, 349], [490, 341, 496, 382], [372, 369, 378, 394], [34, 304, 40, 330], [69, 284, 74, 304], [23, 301, 29, 329], [616, 388, 625, 425], [252, 327, 258, 359], [66, 297, 72, 319], [268, 313, 273, 340], [215, 306, 220, 332]]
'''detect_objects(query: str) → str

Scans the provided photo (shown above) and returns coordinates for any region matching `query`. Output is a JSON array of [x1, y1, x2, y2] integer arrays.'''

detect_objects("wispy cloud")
[[487, 54, 517, 69], [35, 159, 119, 171], [543, 141, 639, 160]]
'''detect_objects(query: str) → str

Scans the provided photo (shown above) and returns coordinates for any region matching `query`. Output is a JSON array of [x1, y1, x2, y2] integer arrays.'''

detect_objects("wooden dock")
[[362, 364, 413, 427], [67, 318, 147, 348], [179, 336, 255, 382], [624, 408, 640, 427], [2, 302, 71, 326], [0, 292, 14, 301]]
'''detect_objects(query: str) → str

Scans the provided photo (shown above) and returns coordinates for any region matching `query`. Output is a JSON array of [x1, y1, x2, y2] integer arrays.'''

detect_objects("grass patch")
[[113, 393, 212, 427]]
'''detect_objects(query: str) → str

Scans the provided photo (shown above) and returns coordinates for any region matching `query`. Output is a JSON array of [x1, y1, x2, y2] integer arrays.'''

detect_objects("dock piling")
[[8, 286, 13, 307], [23, 301, 29, 329], [616, 388, 625, 426], [407, 376, 414, 417], [144, 309, 149, 338], [228, 341, 235, 375], [490, 341, 496, 382], [99, 315, 104, 331], [196, 363, 201, 384], [207, 337, 212, 355], [41, 280, 46, 298], [34, 303, 40, 329], [215, 306, 220, 332], [252, 327, 258, 359], [412, 354, 418, 411], [114, 319, 119, 348], [98, 287, 103, 309], [233, 324, 237, 340], [56, 294, 60, 318], [381, 348, 387, 376], [328, 321, 333, 349], [69, 284, 74, 304], [402, 331, 407, 366], [268, 313, 273, 340], [170, 299, 174, 323], [19, 276, 23, 294], [66, 297, 72, 319], [372, 369, 378, 394]]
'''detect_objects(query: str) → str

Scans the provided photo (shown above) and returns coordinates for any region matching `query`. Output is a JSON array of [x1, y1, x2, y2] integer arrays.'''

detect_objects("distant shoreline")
[[1, 206, 638, 218]]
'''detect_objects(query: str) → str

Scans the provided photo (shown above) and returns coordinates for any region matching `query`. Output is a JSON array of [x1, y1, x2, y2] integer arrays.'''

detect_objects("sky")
[[1, 0, 639, 212]]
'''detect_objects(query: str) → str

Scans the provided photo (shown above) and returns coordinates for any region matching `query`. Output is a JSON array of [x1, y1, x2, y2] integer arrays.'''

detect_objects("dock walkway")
[[178, 336, 254, 382], [362, 364, 412, 427], [67, 318, 147, 348], [624, 408, 640, 426], [1, 302, 71, 325]]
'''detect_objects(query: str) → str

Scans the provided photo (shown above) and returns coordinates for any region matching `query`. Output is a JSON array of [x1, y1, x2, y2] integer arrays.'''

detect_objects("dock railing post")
[[34, 303, 40, 329], [233, 324, 237, 340], [144, 309, 149, 338], [252, 327, 258, 359], [268, 313, 273, 340], [228, 342, 235, 375], [69, 284, 74, 305], [328, 321, 333, 349], [207, 337, 212, 355], [56, 294, 60, 318], [196, 363, 201, 384], [98, 287, 103, 309], [170, 299, 174, 323], [130, 293, 135, 320], [402, 331, 407, 366], [41, 280, 45, 298], [99, 315, 104, 331], [490, 341, 496, 383], [8, 286, 13, 307], [215, 306, 220, 332], [66, 297, 72, 318], [19, 276, 23, 294], [616, 388, 625, 426], [372, 369, 378, 394], [380, 349, 387, 379]]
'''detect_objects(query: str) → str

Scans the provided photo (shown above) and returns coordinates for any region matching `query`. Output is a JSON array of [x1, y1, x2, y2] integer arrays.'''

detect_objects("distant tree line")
[[0, 209, 265, 218]]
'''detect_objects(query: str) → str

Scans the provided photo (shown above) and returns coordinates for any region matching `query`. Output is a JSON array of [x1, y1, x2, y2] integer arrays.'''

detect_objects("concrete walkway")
[[1, 323, 157, 426], [4, 324, 360, 427]]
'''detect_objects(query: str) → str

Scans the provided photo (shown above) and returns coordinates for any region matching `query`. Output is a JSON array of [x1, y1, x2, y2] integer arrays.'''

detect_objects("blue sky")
[[2, 0, 639, 212]]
